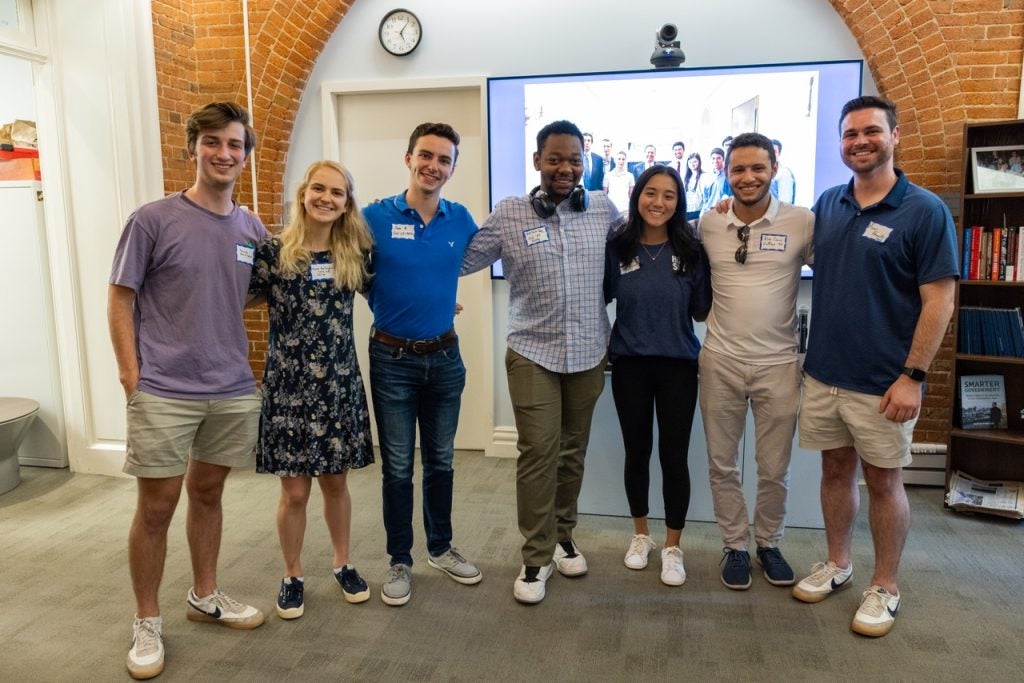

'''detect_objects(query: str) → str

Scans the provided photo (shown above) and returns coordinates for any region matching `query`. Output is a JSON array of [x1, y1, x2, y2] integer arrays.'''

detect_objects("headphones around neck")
[[529, 185, 589, 219]]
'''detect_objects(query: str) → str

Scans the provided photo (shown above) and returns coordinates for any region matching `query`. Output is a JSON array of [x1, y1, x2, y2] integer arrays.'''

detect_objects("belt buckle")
[[411, 339, 433, 354]]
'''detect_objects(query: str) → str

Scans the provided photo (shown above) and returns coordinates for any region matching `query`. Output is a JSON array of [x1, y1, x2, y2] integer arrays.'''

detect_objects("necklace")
[[640, 241, 667, 261]]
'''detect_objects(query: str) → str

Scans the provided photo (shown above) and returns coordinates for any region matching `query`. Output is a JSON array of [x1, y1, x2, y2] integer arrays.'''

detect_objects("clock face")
[[379, 9, 422, 56]]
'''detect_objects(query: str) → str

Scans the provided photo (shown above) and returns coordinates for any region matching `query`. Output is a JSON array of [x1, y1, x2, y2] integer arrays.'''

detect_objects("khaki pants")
[[698, 348, 801, 550], [506, 348, 606, 567]]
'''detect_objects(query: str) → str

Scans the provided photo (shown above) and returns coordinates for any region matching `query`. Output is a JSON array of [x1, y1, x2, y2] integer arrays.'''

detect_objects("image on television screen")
[[487, 60, 863, 279]]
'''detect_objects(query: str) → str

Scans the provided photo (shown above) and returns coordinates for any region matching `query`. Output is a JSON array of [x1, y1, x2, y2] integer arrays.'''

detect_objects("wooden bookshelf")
[[946, 120, 1024, 510]]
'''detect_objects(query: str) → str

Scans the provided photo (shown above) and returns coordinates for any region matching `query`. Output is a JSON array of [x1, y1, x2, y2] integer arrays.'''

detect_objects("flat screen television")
[[486, 59, 864, 279]]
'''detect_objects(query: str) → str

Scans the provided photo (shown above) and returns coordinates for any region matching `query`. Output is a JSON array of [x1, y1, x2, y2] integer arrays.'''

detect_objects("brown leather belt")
[[371, 327, 457, 355]]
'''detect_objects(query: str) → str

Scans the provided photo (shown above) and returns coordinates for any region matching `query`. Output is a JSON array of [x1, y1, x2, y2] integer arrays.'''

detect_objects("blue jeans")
[[369, 338, 466, 566]]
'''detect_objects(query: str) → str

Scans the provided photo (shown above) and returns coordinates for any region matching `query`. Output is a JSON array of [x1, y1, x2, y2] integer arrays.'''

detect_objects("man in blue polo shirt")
[[792, 96, 957, 637], [363, 122, 481, 607]]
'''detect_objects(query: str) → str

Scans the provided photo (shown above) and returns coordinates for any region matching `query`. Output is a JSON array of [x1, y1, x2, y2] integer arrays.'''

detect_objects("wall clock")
[[378, 9, 422, 56]]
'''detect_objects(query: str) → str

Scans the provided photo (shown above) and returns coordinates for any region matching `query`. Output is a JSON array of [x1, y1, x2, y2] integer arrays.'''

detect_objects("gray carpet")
[[1, 453, 1022, 681]]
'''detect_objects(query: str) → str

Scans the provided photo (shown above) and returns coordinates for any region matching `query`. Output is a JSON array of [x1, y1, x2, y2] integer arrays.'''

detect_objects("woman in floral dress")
[[250, 160, 374, 619]]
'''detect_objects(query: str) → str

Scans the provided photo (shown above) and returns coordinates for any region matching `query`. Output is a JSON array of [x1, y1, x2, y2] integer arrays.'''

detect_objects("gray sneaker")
[[427, 547, 483, 585], [381, 563, 412, 606]]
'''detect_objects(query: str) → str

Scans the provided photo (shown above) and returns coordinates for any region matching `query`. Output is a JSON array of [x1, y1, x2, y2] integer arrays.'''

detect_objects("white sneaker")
[[126, 615, 164, 680], [852, 585, 901, 637], [792, 561, 853, 603], [553, 540, 588, 577], [513, 564, 554, 604], [186, 588, 265, 629], [660, 546, 686, 586], [624, 534, 657, 570]]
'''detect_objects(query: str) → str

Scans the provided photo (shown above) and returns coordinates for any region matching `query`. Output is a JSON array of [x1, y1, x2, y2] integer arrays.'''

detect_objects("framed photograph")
[[971, 145, 1024, 193]]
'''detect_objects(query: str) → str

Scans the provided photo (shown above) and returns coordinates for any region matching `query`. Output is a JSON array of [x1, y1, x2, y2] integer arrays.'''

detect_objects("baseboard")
[[486, 426, 518, 458], [69, 444, 132, 478]]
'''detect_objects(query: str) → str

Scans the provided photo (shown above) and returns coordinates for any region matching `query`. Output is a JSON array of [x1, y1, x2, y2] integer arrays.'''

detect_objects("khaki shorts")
[[124, 390, 261, 478], [798, 375, 914, 469]]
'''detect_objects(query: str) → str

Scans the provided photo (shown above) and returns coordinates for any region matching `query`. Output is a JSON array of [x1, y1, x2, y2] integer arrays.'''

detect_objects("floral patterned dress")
[[249, 238, 373, 476]]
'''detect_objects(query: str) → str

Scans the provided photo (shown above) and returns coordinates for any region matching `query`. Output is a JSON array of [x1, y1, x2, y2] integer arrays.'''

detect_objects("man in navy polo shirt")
[[792, 96, 957, 637], [363, 122, 481, 607]]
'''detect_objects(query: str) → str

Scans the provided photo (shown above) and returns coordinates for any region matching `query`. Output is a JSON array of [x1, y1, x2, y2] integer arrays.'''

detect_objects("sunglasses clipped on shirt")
[[735, 224, 750, 264]]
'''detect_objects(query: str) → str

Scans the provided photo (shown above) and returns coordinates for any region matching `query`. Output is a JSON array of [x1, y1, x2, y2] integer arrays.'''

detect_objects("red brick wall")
[[150, 0, 1024, 442]]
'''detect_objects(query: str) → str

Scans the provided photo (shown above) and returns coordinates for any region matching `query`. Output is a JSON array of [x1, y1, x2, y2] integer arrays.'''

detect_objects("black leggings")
[[610, 356, 698, 530]]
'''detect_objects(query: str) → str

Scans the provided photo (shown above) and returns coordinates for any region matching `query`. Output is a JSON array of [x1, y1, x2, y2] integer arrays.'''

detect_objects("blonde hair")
[[278, 160, 372, 291]]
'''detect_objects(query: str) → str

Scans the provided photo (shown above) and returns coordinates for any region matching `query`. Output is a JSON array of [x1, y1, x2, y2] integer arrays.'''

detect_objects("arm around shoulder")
[[460, 206, 505, 276]]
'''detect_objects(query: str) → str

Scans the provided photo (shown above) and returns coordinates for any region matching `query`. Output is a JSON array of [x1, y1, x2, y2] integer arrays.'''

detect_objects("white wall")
[[0, 52, 33, 122], [287, 0, 873, 435]]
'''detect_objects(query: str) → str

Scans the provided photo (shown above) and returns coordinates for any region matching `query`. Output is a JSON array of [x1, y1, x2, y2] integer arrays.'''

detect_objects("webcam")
[[651, 23, 685, 69]]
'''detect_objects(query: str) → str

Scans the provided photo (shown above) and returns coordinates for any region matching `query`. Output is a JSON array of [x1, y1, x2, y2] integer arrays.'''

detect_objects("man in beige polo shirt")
[[698, 132, 814, 591]]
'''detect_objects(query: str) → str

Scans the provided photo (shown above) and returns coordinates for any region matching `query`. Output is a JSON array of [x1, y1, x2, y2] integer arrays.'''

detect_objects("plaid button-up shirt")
[[462, 192, 624, 373]]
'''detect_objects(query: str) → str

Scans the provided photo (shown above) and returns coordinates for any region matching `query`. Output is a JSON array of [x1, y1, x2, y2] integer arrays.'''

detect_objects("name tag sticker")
[[523, 225, 550, 246], [310, 262, 333, 281], [391, 223, 416, 240], [620, 257, 640, 274], [863, 221, 893, 243], [235, 243, 254, 265], [760, 233, 787, 252]]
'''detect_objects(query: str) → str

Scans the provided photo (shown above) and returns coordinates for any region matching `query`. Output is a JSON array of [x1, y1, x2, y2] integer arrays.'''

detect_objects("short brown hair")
[[186, 102, 256, 157], [407, 122, 460, 162]]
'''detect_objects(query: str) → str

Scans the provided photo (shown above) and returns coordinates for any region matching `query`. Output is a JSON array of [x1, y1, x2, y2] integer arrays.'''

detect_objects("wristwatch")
[[902, 366, 927, 382]]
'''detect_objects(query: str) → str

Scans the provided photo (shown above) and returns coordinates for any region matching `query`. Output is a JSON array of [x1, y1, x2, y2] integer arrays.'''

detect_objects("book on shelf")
[[958, 306, 1024, 357], [959, 374, 1008, 430], [960, 225, 1023, 281]]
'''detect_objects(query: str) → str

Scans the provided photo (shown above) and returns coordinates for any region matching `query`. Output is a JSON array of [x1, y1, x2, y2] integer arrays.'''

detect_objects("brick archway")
[[150, 0, 1023, 439]]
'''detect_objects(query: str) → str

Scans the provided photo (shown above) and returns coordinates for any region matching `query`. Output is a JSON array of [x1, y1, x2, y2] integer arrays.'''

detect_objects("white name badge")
[[310, 262, 333, 281], [760, 233, 788, 252], [620, 257, 640, 274], [523, 225, 550, 246], [391, 223, 416, 240], [863, 221, 893, 243], [235, 243, 254, 265]]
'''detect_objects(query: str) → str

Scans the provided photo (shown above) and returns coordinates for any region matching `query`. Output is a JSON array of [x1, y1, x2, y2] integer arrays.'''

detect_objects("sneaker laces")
[[805, 561, 834, 584], [720, 548, 749, 569], [627, 535, 651, 558], [446, 548, 468, 564], [132, 618, 161, 657], [207, 589, 248, 614], [662, 546, 683, 567], [386, 564, 409, 583], [280, 580, 301, 602], [759, 547, 785, 569], [859, 587, 890, 617]]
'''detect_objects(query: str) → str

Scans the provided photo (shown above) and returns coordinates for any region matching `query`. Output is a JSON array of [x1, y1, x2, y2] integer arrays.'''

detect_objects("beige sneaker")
[[852, 585, 900, 637], [792, 561, 853, 603], [126, 615, 163, 680], [186, 588, 265, 629]]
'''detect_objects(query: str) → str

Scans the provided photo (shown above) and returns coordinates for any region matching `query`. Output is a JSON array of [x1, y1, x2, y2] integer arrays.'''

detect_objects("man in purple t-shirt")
[[108, 102, 268, 680]]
